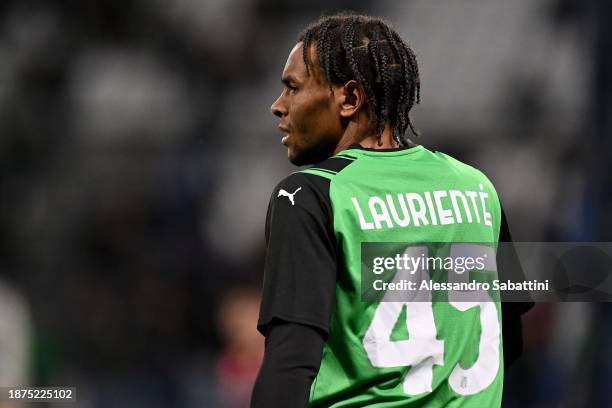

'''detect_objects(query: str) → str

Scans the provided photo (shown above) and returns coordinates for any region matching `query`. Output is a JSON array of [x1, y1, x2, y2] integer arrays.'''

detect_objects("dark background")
[[0, 0, 611, 407]]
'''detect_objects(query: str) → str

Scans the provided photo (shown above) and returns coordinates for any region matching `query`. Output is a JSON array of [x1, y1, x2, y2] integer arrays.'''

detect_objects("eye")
[[287, 84, 298, 94]]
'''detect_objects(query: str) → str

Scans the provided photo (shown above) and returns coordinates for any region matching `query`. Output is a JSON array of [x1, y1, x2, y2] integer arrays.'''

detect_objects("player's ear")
[[338, 80, 365, 118]]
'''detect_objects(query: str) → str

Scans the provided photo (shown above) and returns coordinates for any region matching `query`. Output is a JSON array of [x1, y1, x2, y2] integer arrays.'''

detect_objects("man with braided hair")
[[252, 12, 531, 408]]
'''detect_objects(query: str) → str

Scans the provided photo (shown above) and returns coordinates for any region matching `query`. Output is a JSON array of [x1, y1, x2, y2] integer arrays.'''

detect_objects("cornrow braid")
[[317, 19, 333, 92], [379, 53, 392, 143], [380, 25, 407, 144], [301, 29, 313, 76], [297, 12, 421, 145], [342, 17, 379, 132], [366, 29, 384, 144], [389, 28, 421, 138]]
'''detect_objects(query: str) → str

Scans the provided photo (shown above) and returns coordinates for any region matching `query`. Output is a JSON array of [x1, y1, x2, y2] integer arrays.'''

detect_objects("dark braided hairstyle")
[[298, 12, 420, 146]]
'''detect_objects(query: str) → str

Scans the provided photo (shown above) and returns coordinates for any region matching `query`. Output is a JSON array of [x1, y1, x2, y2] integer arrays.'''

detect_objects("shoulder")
[[301, 153, 359, 179], [269, 172, 327, 209], [266, 172, 331, 226], [435, 151, 498, 189], [270, 154, 359, 205]]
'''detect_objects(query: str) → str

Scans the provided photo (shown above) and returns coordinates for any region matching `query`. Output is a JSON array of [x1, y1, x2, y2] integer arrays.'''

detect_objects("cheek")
[[292, 94, 339, 137]]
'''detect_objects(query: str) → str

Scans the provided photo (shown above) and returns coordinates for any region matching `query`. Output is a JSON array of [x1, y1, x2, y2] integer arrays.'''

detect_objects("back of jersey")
[[302, 145, 503, 408]]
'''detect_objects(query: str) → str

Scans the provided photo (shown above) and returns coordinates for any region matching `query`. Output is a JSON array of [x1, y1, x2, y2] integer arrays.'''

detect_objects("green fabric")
[[302, 145, 504, 407]]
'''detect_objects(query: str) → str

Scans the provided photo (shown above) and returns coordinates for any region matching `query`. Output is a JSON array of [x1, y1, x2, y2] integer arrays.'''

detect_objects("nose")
[[270, 94, 286, 118]]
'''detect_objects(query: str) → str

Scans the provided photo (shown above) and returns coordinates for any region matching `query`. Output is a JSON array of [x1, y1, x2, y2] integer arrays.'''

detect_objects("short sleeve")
[[257, 173, 337, 336], [498, 206, 534, 309]]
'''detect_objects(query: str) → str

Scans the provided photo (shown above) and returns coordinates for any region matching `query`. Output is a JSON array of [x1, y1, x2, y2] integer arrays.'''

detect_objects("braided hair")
[[298, 12, 420, 146]]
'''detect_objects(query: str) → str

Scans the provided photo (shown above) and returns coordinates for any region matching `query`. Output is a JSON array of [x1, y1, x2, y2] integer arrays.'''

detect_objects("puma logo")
[[277, 187, 302, 206]]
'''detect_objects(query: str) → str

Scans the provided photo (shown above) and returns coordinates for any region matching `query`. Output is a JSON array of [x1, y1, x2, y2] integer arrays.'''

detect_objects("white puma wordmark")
[[277, 187, 302, 206]]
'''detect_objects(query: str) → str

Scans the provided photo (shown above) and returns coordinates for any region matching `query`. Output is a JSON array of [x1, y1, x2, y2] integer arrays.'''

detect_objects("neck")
[[333, 121, 398, 154]]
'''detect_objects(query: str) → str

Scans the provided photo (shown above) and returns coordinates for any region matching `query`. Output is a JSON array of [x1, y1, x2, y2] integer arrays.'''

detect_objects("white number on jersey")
[[363, 245, 500, 396]]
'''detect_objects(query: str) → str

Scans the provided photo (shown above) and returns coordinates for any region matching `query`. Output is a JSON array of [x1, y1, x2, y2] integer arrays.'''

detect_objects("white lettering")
[[406, 193, 429, 227], [479, 184, 492, 227], [465, 191, 481, 224], [369, 197, 394, 229], [352, 197, 374, 230], [449, 190, 471, 223], [423, 192, 439, 225], [433, 190, 454, 225], [386, 194, 411, 227]]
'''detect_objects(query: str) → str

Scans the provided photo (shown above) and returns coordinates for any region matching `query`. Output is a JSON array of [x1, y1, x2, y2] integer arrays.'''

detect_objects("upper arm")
[[258, 173, 337, 336], [498, 204, 534, 368]]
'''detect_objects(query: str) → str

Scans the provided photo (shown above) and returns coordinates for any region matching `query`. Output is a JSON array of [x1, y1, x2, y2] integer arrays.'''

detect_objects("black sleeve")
[[257, 172, 337, 335], [251, 320, 326, 408], [498, 206, 534, 368]]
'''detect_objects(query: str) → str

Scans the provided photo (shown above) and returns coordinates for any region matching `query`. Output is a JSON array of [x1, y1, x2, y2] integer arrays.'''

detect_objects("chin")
[[288, 149, 309, 166], [288, 149, 317, 166], [288, 144, 333, 166]]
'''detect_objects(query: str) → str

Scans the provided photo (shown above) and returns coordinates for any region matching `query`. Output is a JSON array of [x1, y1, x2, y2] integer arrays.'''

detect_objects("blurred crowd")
[[0, 0, 610, 407]]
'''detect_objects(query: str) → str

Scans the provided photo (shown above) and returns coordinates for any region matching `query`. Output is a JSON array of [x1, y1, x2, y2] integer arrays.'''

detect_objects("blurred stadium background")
[[0, 0, 611, 407]]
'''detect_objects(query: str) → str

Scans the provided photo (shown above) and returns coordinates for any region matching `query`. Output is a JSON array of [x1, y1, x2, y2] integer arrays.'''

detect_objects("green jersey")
[[259, 143, 509, 407]]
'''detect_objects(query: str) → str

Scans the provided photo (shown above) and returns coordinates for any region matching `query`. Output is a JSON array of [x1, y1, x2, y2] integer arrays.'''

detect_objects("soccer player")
[[251, 13, 532, 408]]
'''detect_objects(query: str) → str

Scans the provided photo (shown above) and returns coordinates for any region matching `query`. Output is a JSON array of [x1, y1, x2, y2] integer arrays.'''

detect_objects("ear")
[[337, 80, 365, 119]]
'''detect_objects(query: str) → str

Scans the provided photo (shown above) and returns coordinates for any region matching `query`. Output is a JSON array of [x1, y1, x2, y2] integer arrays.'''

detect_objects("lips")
[[278, 125, 291, 145]]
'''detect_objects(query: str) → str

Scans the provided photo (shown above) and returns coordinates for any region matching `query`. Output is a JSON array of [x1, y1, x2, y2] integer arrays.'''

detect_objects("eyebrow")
[[281, 74, 300, 86]]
